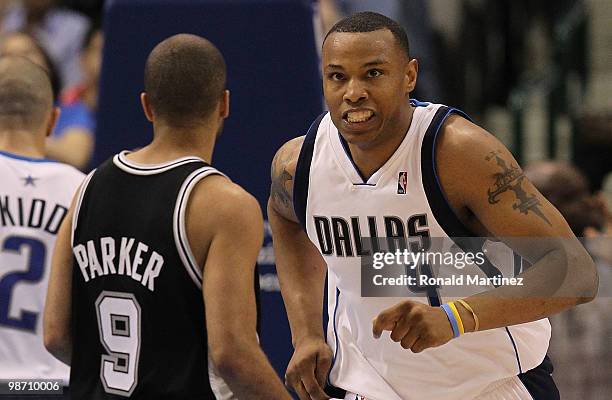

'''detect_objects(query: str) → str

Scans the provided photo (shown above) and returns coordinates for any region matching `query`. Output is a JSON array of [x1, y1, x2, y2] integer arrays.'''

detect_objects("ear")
[[219, 89, 230, 119], [45, 107, 60, 138], [140, 92, 154, 122], [405, 58, 419, 95]]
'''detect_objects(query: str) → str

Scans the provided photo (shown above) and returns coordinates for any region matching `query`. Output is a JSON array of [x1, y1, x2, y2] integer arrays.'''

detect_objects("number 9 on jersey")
[[95, 291, 142, 396]]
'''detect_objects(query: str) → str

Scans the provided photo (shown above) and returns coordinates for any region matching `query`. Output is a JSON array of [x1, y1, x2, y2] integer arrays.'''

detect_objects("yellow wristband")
[[457, 299, 480, 332], [448, 302, 465, 335]]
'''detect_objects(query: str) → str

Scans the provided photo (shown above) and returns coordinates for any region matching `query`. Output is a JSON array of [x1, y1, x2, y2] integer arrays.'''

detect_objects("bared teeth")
[[346, 110, 373, 123]]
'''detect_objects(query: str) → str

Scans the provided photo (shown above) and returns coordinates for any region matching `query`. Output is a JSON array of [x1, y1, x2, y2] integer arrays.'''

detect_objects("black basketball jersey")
[[70, 152, 224, 399]]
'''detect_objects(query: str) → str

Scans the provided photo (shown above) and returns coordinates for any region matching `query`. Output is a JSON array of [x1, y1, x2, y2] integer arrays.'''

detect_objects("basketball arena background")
[[1, 0, 611, 399]]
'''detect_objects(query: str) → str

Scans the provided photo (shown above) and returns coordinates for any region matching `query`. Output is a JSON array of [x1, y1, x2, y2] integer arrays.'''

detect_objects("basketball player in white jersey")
[[269, 12, 598, 400], [0, 56, 84, 397]]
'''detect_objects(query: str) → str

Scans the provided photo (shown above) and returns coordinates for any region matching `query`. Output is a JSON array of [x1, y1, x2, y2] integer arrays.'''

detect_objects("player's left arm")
[[373, 115, 597, 351], [438, 115, 597, 330], [43, 199, 76, 365]]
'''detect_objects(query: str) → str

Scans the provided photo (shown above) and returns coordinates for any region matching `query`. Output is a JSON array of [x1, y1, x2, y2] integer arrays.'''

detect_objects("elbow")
[[573, 250, 599, 305], [43, 330, 64, 357], [210, 337, 254, 381], [43, 323, 70, 361], [210, 346, 242, 380], [580, 260, 598, 304]]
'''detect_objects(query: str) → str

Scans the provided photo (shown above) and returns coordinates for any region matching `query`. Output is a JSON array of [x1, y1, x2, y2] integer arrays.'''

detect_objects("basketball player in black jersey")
[[268, 12, 598, 400], [44, 34, 291, 399]]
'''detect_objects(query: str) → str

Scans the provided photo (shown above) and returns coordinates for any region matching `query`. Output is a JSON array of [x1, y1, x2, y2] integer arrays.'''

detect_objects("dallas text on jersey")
[[313, 214, 430, 257]]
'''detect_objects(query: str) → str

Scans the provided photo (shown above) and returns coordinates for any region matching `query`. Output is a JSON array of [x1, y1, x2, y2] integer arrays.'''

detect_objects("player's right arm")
[[268, 137, 332, 400], [44, 188, 79, 365], [187, 176, 291, 400]]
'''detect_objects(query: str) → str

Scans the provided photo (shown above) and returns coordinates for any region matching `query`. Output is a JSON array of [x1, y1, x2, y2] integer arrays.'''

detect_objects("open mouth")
[[343, 109, 375, 123]]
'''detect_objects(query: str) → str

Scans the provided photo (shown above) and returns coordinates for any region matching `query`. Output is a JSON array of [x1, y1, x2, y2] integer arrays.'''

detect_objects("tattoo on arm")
[[485, 150, 551, 225], [270, 151, 294, 210]]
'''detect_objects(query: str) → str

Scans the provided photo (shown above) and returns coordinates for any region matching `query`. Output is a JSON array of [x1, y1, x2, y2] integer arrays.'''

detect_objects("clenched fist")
[[372, 300, 456, 353], [285, 336, 333, 400]]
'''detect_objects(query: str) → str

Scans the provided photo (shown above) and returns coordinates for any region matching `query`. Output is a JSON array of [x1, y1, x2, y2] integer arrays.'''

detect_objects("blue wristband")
[[441, 303, 460, 338]]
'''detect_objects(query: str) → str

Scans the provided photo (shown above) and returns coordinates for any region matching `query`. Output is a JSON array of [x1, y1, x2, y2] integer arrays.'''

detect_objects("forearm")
[[215, 346, 291, 399], [276, 249, 327, 344], [462, 243, 597, 332], [269, 207, 327, 344], [282, 286, 326, 345]]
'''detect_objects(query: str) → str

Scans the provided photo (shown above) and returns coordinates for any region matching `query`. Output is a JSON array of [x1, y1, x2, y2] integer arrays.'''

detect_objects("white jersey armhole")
[[173, 166, 227, 288]]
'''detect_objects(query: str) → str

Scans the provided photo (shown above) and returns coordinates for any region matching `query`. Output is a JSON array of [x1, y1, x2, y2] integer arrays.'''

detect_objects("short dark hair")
[[324, 12, 410, 59], [144, 34, 226, 127], [0, 56, 54, 130]]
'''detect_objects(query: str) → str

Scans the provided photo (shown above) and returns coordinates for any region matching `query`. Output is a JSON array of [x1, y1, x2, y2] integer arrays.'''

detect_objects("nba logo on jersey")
[[397, 171, 408, 194]]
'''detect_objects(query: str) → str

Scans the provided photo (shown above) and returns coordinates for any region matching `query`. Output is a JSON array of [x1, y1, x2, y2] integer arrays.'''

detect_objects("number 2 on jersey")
[[95, 291, 142, 396], [0, 236, 46, 332]]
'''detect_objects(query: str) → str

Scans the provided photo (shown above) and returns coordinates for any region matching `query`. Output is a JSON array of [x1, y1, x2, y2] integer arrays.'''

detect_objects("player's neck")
[[348, 106, 415, 180], [131, 125, 217, 165], [0, 130, 46, 159]]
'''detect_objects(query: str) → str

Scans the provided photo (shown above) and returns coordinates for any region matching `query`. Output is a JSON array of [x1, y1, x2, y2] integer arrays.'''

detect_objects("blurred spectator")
[[600, 173, 612, 231], [524, 161, 606, 236], [0, 2, 14, 30], [525, 160, 611, 400], [1, 0, 90, 88], [574, 112, 612, 193], [47, 28, 102, 170], [0, 31, 61, 99], [591, 173, 612, 266], [524, 160, 611, 293], [317, 0, 342, 41]]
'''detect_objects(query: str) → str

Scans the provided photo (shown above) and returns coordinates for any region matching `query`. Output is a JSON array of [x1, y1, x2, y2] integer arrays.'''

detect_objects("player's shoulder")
[[279, 135, 306, 152], [435, 110, 522, 208], [272, 136, 305, 177], [269, 136, 304, 222], [189, 174, 262, 224], [438, 113, 506, 165], [17, 157, 86, 185], [271, 111, 330, 175]]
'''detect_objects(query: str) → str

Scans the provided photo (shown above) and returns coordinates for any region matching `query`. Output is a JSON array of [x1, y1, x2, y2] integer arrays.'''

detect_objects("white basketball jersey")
[[0, 151, 84, 384], [294, 102, 551, 400]]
